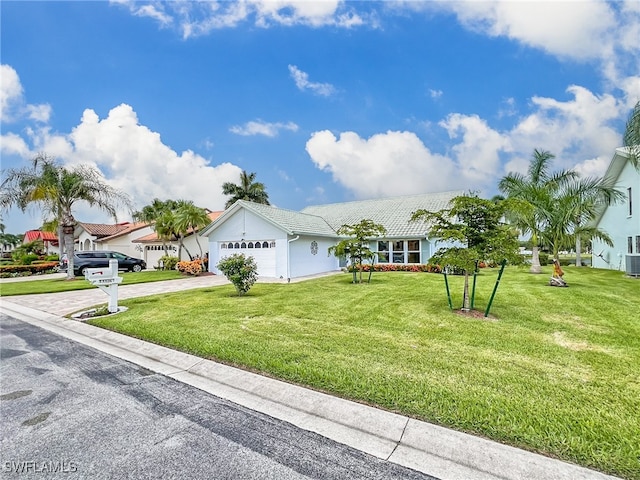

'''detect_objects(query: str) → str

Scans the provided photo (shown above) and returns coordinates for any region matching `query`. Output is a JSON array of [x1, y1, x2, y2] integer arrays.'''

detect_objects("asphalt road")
[[0, 314, 436, 480]]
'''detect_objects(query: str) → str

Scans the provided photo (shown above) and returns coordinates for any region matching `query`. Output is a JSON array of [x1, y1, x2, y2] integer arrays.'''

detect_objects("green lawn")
[[88, 268, 640, 478], [0, 270, 184, 296]]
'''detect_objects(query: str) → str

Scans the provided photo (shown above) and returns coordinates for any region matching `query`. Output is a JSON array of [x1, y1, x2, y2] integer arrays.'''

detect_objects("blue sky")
[[2, 1, 639, 234]]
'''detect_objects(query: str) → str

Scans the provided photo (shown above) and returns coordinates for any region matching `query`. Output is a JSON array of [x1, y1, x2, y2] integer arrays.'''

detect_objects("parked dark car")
[[72, 251, 146, 276]]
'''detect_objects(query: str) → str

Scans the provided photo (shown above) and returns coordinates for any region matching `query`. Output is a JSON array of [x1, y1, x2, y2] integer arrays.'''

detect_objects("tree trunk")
[[575, 235, 582, 267], [530, 246, 542, 274], [461, 272, 471, 311], [57, 224, 65, 263], [62, 220, 75, 280], [195, 234, 203, 258]]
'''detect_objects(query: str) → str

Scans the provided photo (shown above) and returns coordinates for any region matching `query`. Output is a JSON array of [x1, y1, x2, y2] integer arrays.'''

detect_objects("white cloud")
[[429, 89, 443, 99], [439, 113, 511, 184], [0, 64, 51, 124], [230, 119, 299, 137], [3, 102, 243, 223], [307, 83, 630, 200], [112, 0, 366, 39], [288, 65, 335, 97], [421, 1, 618, 61], [306, 130, 460, 199]]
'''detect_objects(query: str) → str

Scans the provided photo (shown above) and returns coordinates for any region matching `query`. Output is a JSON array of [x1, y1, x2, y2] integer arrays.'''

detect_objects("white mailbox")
[[84, 259, 123, 313]]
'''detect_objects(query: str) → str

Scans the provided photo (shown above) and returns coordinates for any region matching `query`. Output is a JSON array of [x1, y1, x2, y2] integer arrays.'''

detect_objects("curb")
[[0, 300, 621, 480]]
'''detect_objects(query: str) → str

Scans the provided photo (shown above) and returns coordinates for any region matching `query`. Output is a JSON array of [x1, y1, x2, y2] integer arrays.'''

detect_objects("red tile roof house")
[[74, 211, 223, 269], [75, 222, 153, 261], [23, 230, 60, 255]]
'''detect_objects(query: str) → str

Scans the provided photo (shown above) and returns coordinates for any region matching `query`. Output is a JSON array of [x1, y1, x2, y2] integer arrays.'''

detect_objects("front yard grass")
[[0, 270, 184, 296], [89, 267, 639, 479]]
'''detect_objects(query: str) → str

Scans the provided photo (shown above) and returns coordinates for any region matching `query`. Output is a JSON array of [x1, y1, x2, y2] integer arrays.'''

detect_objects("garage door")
[[145, 245, 177, 269], [219, 240, 276, 277]]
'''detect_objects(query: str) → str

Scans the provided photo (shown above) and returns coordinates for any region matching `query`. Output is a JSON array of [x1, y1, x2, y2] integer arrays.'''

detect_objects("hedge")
[[0, 261, 59, 277]]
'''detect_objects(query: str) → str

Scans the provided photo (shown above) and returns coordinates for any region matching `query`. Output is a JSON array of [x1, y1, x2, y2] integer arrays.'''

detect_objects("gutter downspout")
[[287, 235, 300, 282]]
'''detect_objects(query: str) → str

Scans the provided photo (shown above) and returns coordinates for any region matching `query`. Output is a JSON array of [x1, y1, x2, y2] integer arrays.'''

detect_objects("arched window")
[[269, 241, 276, 248], [220, 243, 227, 249], [234, 242, 240, 249], [255, 242, 261, 248], [241, 242, 247, 248], [262, 241, 269, 248], [248, 242, 254, 248]]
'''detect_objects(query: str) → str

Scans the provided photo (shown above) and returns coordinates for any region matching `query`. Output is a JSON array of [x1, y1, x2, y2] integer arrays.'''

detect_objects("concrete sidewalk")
[[0, 279, 621, 480]]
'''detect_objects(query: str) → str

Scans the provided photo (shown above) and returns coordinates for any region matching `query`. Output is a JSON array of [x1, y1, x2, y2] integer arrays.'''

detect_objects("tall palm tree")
[[174, 200, 211, 259], [623, 101, 640, 170], [0, 154, 132, 279], [133, 198, 178, 256], [222, 171, 270, 209], [498, 149, 578, 273]]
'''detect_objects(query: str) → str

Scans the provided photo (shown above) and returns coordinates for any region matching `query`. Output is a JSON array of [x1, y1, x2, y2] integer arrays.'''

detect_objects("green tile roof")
[[237, 201, 337, 237], [301, 191, 464, 238], [202, 191, 463, 239]]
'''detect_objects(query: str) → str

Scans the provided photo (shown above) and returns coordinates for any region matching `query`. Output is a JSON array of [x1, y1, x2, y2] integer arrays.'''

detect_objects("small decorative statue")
[[549, 259, 568, 287]]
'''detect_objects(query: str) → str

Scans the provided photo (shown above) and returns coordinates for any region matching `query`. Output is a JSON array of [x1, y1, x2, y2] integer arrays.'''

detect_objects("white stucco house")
[[75, 222, 153, 258], [132, 211, 222, 267], [591, 147, 640, 274], [201, 191, 463, 280]]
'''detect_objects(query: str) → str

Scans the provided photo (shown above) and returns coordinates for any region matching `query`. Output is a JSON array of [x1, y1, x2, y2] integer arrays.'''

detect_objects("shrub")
[[217, 254, 258, 296], [20, 253, 40, 265], [0, 261, 59, 277], [158, 255, 179, 271], [177, 259, 203, 276], [348, 263, 443, 274]]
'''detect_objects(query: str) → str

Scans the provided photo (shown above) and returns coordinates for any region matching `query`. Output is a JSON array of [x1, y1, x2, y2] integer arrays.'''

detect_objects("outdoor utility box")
[[625, 254, 640, 277]]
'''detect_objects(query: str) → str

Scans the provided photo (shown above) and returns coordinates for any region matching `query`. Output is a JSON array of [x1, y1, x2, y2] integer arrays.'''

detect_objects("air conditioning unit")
[[625, 254, 640, 277]]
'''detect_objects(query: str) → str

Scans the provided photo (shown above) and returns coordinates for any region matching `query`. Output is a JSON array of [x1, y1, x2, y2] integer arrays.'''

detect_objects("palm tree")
[[559, 177, 624, 266], [498, 149, 578, 273], [133, 198, 178, 257], [0, 154, 132, 279], [174, 200, 211, 259], [222, 171, 270, 209], [623, 101, 640, 170]]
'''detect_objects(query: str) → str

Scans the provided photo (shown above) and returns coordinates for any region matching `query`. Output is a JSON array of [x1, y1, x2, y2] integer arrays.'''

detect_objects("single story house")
[[75, 222, 153, 258], [592, 147, 640, 274], [132, 211, 223, 268], [201, 191, 463, 280]]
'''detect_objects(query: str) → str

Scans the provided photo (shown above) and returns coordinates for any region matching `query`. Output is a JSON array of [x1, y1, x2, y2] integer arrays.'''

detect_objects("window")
[[241, 242, 247, 248], [407, 240, 420, 263], [255, 242, 261, 248], [629, 237, 633, 254], [234, 242, 240, 249], [377, 241, 389, 263], [248, 242, 254, 248], [377, 240, 421, 263], [629, 187, 633, 216], [636, 236, 640, 254]]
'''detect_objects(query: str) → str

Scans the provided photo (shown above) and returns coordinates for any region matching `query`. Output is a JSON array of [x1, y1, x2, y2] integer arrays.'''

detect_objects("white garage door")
[[145, 245, 177, 269], [219, 241, 276, 277]]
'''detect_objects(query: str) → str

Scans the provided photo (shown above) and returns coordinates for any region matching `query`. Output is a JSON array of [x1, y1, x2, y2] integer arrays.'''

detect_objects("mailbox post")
[[84, 259, 123, 313]]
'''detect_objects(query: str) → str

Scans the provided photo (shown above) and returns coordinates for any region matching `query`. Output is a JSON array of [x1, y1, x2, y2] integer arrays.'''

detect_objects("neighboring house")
[[132, 211, 223, 268], [592, 147, 640, 273], [201, 191, 463, 280], [75, 222, 153, 259], [23, 230, 59, 255]]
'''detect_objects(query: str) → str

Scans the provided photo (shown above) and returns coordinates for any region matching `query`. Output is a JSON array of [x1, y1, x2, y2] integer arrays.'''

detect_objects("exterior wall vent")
[[625, 254, 640, 277]]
